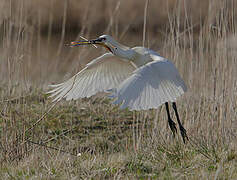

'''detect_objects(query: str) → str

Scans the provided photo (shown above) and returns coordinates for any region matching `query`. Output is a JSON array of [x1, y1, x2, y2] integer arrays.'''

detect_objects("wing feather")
[[110, 54, 187, 110], [48, 53, 135, 101]]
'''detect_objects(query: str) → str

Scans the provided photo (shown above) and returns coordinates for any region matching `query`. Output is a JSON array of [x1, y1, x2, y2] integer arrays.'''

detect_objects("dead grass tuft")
[[0, 0, 237, 179]]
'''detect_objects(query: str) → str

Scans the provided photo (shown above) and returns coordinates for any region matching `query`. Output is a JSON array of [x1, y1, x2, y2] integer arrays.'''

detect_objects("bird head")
[[70, 35, 128, 54]]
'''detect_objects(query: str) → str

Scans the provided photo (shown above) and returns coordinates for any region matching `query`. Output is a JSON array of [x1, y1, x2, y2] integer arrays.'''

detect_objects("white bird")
[[48, 35, 188, 143]]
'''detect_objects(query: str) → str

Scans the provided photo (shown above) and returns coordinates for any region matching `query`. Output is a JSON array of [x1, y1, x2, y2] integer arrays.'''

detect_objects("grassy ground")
[[0, 0, 237, 179], [0, 90, 237, 179]]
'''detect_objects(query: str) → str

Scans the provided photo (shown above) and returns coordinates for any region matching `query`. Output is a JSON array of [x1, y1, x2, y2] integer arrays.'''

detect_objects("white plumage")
[[48, 53, 135, 102], [48, 35, 187, 111], [110, 58, 187, 110]]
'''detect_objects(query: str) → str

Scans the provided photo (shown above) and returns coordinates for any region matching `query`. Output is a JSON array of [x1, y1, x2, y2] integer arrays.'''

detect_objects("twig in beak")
[[65, 36, 98, 48], [79, 35, 97, 48]]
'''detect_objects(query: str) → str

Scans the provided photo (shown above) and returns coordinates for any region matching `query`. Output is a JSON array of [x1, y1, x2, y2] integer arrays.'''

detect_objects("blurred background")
[[0, 0, 236, 89], [1, 1, 237, 176]]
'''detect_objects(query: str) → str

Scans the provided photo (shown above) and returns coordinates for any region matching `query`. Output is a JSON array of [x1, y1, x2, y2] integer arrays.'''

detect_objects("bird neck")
[[112, 43, 154, 67], [115, 48, 151, 67], [114, 47, 135, 60]]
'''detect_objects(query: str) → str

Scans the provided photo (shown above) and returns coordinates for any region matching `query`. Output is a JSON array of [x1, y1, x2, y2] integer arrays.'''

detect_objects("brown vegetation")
[[0, 0, 237, 179]]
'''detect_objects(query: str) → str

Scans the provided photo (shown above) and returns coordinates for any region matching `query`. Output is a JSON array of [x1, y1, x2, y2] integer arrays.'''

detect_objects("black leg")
[[165, 102, 177, 137], [172, 102, 189, 143]]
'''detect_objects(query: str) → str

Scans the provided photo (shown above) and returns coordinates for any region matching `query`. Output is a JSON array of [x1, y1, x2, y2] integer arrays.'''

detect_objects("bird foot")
[[168, 118, 177, 137], [179, 125, 189, 144]]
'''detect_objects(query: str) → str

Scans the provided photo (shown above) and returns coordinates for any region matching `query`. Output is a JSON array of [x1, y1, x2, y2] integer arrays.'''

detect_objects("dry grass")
[[0, 0, 237, 179]]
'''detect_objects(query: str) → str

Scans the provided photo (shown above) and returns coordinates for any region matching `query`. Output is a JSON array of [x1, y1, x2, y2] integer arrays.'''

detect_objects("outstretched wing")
[[110, 54, 187, 110], [48, 53, 135, 102]]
